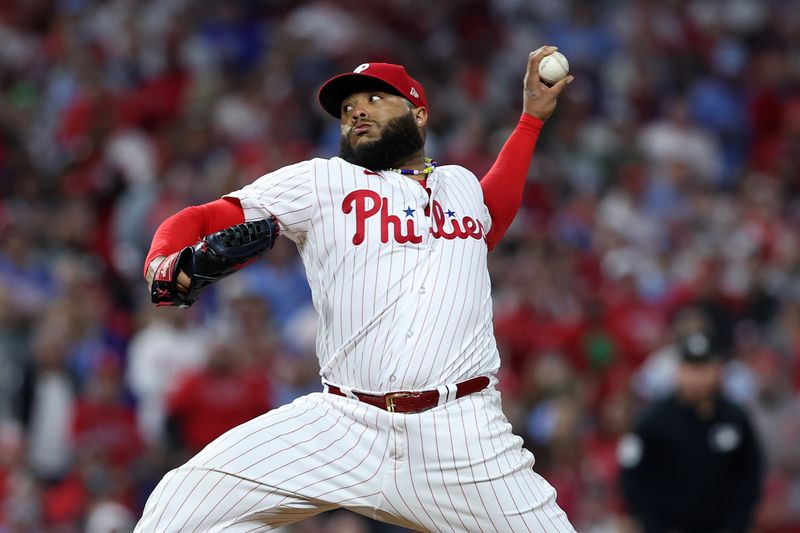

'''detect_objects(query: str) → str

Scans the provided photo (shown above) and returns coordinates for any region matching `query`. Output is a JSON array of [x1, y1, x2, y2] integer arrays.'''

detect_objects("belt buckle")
[[385, 392, 413, 413]]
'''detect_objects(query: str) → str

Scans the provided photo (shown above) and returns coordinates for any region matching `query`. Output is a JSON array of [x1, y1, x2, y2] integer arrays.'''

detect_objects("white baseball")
[[538, 51, 569, 85]]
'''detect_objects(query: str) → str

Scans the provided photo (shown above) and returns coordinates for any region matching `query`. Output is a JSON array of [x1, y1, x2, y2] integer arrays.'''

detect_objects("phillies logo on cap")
[[318, 62, 429, 118]]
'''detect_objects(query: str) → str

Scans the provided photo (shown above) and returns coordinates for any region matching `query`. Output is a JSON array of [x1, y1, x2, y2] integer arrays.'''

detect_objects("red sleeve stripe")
[[144, 197, 245, 277]]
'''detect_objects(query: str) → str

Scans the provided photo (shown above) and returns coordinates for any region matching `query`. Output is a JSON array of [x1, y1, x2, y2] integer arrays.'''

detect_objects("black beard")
[[339, 113, 424, 171]]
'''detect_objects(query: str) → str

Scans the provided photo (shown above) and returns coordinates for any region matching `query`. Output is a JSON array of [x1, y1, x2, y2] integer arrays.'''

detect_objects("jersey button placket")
[[416, 191, 431, 245], [427, 177, 439, 252]]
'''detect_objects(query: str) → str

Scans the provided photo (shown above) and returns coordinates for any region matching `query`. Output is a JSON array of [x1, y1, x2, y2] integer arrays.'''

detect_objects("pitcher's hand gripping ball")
[[151, 218, 278, 307], [539, 51, 570, 87]]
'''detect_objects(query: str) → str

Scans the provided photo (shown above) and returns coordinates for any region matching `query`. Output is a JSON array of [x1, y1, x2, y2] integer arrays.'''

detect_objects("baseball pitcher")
[[136, 47, 575, 532]]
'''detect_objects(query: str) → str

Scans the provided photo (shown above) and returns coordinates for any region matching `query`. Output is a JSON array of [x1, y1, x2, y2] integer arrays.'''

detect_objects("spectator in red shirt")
[[71, 357, 142, 470], [166, 340, 272, 454]]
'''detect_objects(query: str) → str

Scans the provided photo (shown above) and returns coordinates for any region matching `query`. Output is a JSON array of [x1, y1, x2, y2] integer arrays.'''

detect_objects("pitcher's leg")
[[135, 393, 388, 532], [384, 389, 576, 533], [454, 391, 575, 532], [135, 464, 337, 532]]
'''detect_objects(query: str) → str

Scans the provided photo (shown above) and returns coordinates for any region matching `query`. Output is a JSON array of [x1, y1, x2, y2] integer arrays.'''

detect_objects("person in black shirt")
[[619, 333, 763, 533]]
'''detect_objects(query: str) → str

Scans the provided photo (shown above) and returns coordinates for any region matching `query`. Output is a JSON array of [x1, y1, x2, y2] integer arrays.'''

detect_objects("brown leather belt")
[[325, 376, 490, 414]]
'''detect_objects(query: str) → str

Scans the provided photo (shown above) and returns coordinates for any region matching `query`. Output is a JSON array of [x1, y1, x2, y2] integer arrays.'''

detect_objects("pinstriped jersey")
[[225, 157, 498, 393]]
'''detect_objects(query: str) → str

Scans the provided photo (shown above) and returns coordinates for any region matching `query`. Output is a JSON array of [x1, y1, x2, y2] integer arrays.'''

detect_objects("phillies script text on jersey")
[[342, 189, 485, 245]]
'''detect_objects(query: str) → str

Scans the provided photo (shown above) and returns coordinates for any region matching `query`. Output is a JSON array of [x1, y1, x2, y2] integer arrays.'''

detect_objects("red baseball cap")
[[318, 62, 428, 118]]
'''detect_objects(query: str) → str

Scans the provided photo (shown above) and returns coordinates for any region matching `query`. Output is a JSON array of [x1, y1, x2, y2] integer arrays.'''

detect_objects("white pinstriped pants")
[[134, 386, 576, 532]]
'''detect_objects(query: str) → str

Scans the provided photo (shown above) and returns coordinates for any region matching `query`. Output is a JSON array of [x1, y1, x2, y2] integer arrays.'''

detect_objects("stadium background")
[[0, 0, 799, 531]]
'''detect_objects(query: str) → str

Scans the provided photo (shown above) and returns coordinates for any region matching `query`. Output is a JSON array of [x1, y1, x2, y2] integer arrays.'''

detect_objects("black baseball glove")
[[150, 217, 279, 307]]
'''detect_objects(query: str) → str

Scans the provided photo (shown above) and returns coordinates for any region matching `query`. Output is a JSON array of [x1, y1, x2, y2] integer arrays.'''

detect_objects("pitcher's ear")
[[414, 107, 428, 127]]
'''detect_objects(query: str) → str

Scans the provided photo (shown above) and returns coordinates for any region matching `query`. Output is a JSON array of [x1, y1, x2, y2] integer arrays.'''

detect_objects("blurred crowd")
[[0, 0, 799, 531]]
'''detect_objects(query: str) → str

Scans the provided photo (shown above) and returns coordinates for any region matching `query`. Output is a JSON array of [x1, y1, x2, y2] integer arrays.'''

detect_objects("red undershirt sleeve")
[[480, 113, 544, 251], [144, 197, 246, 277]]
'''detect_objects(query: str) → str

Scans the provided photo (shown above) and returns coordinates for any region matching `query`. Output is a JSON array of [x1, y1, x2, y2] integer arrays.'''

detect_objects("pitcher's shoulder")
[[310, 157, 382, 185], [311, 156, 361, 173], [436, 164, 480, 182]]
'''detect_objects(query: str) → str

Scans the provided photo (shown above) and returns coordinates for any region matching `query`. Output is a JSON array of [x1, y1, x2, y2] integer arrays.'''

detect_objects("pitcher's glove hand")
[[150, 217, 278, 307]]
